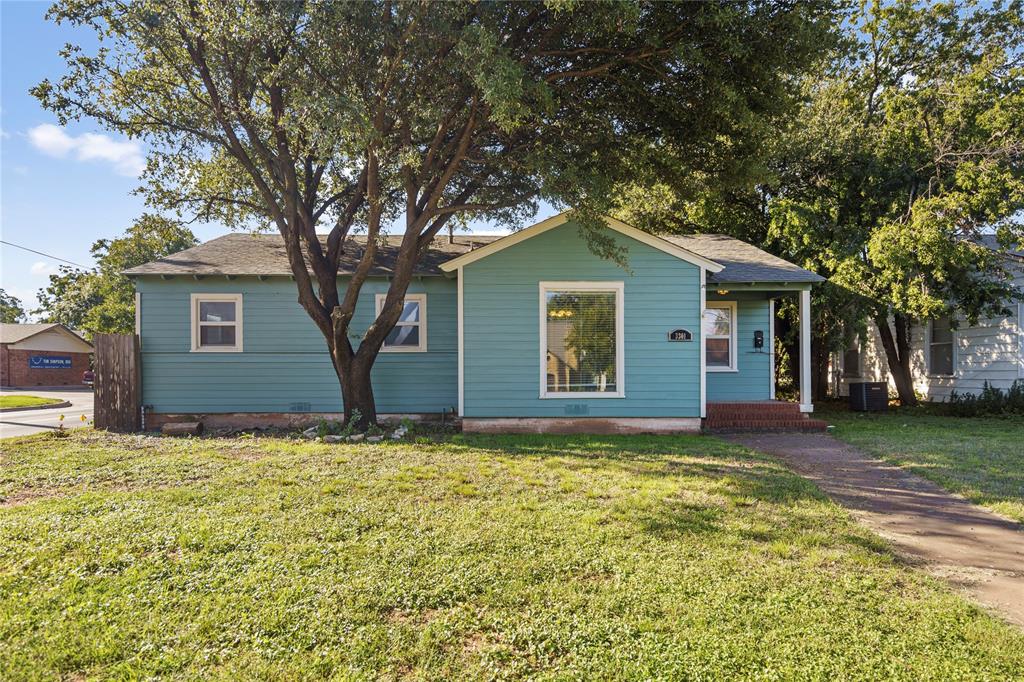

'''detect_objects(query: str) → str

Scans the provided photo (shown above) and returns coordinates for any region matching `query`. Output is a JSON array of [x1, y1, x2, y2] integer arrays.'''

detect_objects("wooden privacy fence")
[[94, 333, 141, 432]]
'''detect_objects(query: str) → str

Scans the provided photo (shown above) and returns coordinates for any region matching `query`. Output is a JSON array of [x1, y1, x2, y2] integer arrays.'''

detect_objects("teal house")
[[126, 213, 823, 433]]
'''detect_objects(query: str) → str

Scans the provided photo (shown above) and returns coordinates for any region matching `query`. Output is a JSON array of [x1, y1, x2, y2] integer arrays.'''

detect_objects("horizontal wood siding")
[[136, 276, 457, 414], [706, 297, 772, 401], [462, 221, 701, 418]]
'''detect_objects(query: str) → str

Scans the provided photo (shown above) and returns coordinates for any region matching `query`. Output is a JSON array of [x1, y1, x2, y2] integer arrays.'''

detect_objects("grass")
[[825, 407, 1024, 523], [0, 394, 63, 409], [1, 430, 1022, 680]]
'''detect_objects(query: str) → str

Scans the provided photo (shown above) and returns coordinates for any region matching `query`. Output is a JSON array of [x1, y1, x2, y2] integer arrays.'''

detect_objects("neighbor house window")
[[704, 302, 737, 371], [842, 335, 861, 378], [541, 282, 624, 398], [191, 293, 242, 352], [928, 315, 954, 376], [375, 293, 427, 352]]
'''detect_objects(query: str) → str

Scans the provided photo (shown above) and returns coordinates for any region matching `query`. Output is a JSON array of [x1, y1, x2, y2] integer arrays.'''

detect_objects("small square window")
[[191, 294, 242, 352], [375, 294, 427, 352]]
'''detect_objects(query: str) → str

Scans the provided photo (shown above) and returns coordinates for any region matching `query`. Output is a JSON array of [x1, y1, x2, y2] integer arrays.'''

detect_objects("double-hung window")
[[191, 293, 242, 352], [928, 315, 955, 376], [704, 302, 737, 371], [375, 293, 427, 352], [541, 282, 624, 398]]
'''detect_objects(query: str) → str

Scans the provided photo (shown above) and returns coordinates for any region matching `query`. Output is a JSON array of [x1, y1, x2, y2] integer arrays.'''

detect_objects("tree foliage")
[[35, 214, 197, 337], [768, 0, 1024, 404], [35, 0, 838, 423], [0, 289, 27, 323], [616, 0, 1024, 405]]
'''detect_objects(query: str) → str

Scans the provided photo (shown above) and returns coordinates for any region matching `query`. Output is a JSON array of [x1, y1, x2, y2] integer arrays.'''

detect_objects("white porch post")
[[699, 267, 707, 419], [799, 288, 813, 413]]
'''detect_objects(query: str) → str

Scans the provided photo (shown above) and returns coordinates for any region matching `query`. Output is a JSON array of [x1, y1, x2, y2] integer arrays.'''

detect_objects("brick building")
[[0, 324, 94, 387]]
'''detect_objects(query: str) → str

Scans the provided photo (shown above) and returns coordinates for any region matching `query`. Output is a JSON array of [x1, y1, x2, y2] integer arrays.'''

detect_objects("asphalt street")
[[0, 388, 95, 438]]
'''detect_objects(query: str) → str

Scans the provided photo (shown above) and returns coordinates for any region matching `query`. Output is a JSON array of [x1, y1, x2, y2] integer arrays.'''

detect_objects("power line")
[[0, 240, 88, 269]]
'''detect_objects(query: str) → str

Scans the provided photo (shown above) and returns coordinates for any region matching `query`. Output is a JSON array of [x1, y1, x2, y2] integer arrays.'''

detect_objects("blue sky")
[[1, 2, 541, 319]]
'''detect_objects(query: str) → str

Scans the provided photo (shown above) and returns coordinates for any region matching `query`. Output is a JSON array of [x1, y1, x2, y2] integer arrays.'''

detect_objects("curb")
[[0, 400, 72, 414]]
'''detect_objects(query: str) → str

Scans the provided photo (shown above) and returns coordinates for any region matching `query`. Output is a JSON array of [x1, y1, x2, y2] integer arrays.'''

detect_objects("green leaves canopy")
[[770, 0, 1024, 326], [0, 290, 27, 324], [34, 214, 197, 337]]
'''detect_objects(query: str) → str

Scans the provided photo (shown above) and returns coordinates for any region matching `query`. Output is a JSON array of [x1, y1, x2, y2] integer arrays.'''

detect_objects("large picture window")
[[704, 302, 736, 371], [540, 282, 624, 398], [191, 293, 242, 352], [929, 315, 954, 376], [375, 293, 427, 352]]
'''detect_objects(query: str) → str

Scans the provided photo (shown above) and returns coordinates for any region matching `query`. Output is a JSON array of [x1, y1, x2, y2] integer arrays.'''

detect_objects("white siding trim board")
[[457, 267, 465, 416], [768, 298, 775, 400], [700, 267, 707, 418]]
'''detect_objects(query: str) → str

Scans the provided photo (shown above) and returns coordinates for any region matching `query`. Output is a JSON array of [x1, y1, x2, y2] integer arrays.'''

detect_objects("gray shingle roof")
[[979, 235, 1024, 260], [123, 233, 504, 277], [125, 230, 823, 284], [662, 234, 824, 283]]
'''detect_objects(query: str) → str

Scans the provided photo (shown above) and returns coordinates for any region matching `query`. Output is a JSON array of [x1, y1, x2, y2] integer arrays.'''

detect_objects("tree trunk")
[[331, 347, 377, 428], [873, 312, 918, 406], [810, 337, 830, 401]]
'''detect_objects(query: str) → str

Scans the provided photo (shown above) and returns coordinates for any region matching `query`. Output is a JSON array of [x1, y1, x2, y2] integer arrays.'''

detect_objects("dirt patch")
[[0, 487, 67, 508], [727, 433, 1024, 627]]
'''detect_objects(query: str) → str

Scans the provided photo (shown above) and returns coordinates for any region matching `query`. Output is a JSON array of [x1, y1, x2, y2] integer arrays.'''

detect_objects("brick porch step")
[[704, 401, 828, 433]]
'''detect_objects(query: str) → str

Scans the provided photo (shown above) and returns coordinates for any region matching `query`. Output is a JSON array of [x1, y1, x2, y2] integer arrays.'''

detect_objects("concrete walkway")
[[727, 433, 1024, 627]]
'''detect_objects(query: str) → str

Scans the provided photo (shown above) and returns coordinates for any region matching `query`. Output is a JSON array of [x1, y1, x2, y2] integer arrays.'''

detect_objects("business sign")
[[667, 329, 693, 342], [29, 355, 72, 369]]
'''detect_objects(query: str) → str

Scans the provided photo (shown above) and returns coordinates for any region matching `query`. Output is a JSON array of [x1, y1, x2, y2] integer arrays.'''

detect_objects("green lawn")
[[826, 409, 1024, 523], [0, 395, 63, 409], [1, 431, 1022, 679]]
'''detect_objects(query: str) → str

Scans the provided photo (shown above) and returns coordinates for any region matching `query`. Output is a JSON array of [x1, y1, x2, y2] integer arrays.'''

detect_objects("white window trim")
[[539, 281, 625, 399], [704, 301, 738, 372], [926, 315, 956, 378], [190, 293, 243, 352], [375, 293, 427, 353]]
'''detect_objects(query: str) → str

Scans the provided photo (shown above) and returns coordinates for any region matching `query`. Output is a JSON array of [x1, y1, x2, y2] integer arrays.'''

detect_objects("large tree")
[[36, 0, 836, 424], [35, 214, 197, 336], [768, 0, 1024, 405], [616, 0, 1024, 406]]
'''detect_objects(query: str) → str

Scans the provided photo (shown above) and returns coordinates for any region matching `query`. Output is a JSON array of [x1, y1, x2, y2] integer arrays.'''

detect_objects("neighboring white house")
[[831, 238, 1024, 401]]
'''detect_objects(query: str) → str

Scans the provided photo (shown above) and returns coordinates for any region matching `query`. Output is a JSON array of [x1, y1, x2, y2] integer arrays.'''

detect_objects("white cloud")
[[30, 261, 59, 277], [27, 123, 145, 177]]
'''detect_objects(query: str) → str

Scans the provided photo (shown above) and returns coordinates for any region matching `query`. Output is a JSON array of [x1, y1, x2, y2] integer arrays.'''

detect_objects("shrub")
[[947, 380, 1024, 417]]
